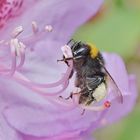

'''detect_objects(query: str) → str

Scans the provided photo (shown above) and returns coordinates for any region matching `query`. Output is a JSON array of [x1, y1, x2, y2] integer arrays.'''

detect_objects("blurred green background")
[[74, 0, 140, 140]]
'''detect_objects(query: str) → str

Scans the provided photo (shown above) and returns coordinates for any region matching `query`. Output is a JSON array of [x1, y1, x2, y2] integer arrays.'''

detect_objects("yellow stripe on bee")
[[87, 43, 99, 58]]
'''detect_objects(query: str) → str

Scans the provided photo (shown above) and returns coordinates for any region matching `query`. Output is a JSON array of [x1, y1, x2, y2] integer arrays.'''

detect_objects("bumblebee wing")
[[86, 76, 104, 90], [103, 66, 123, 104]]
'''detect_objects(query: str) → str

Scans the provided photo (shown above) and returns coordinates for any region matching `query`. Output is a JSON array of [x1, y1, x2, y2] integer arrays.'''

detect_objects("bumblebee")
[[60, 39, 123, 106]]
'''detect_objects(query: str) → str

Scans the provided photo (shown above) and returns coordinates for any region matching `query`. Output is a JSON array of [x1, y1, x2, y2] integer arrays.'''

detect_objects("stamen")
[[9, 39, 17, 76], [17, 42, 26, 68], [8, 38, 26, 75], [11, 45, 73, 90], [61, 45, 73, 58], [80, 101, 111, 112], [12, 60, 73, 89], [10, 39, 26, 57], [32, 21, 38, 33], [45, 25, 53, 32], [11, 26, 23, 38], [8, 71, 73, 111], [0, 44, 73, 106], [18, 23, 53, 50], [0, 23, 76, 111]]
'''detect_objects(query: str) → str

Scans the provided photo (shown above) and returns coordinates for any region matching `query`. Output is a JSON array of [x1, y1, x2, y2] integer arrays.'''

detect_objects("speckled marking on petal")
[[0, 0, 23, 28]]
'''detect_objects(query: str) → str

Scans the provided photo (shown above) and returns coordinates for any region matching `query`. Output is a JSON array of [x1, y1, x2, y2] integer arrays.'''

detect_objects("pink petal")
[[0, 72, 101, 138], [0, 107, 22, 140], [1, 1, 137, 140], [0, 0, 103, 43], [0, 122, 21, 140], [3, 91, 100, 137]]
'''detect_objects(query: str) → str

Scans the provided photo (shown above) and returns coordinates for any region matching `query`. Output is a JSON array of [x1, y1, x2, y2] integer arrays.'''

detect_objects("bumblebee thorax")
[[87, 43, 99, 58]]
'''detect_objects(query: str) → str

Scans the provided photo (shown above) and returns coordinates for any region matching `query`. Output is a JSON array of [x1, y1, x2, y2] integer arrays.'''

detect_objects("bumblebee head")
[[67, 39, 90, 60], [67, 39, 99, 60]]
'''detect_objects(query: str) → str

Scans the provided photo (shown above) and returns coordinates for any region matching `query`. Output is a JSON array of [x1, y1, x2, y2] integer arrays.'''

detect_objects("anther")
[[45, 25, 53, 32], [11, 26, 23, 38], [61, 45, 73, 58]]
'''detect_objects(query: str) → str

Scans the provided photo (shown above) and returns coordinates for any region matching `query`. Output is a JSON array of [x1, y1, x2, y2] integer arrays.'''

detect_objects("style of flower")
[[0, 0, 137, 140]]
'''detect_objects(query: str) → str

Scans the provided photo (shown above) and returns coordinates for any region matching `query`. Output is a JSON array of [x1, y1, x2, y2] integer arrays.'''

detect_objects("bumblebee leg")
[[57, 58, 70, 67], [64, 60, 69, 67], [86, 91, 96, 105], [57, 56, 74, 67], [59, 87, 81, 100], [64, 92, 73, 100], [59, 93, 79, 102], [86, 98, 96, 105], [58, 95, 71, 100], [65, 87, 81, 100]]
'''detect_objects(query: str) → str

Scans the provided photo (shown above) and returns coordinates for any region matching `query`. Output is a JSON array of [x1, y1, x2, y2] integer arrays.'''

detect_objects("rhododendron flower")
[[0, 0, 137, 140]]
